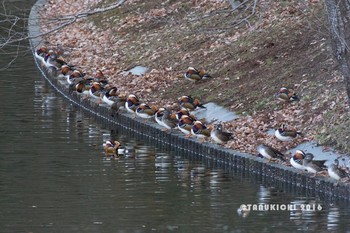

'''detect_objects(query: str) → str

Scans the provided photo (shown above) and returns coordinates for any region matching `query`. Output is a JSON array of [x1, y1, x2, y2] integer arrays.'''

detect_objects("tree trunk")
[[324, 0, 350, 104]]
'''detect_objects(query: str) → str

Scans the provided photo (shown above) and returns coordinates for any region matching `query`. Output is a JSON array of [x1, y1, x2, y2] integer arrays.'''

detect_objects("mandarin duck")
[[328, 159, 349, 181], [191, 120, 211, 142], [290, 150, 306, 170], [176, 109, 190, 120], [136, 103, 158, 119], [34, 46, 48, 64], [177, 115, 195, 137], [161, 109, 178, 130], [257, 144, 286, 162], [302, 153, 326, 174], [184, 67, 212, 82], [89, 81, 104, 100], [102, 87, 119, 106], [125, 94, 141, 114], [59, 64, 76, 79], [175, 109, 197, 120], [94, 69, 109, 86], [67, 69, 85, 85], [290, 150, 326, 171], [275, 124, 301, 141], [44, 51, 66, 70], [54, 44, 65, 57], [73, 80, 88, 94], [110, 93, 127, 112], [276, 87, 299, 103], [210, 123, 233, 144], [178, 95, 206, 111], [155, 108, 165, 126], [104, 140, 121, 158]]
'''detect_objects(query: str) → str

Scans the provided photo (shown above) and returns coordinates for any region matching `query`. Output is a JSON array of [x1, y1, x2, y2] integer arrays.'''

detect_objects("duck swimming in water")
[[104, 140, 121, 158]]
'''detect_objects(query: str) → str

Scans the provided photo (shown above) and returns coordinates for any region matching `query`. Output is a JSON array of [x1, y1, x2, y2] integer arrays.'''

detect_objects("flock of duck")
[[34, 45, 349, 183]]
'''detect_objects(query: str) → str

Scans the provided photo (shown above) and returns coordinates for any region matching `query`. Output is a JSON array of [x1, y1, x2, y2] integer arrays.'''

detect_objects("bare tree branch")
[[193, 0, 258, 34], [188, 0, 249, 24], [0, 0, 126, 47]]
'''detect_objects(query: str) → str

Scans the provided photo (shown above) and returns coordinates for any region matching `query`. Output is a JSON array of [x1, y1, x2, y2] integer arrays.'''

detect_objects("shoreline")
[[28, 0, 350, 201]]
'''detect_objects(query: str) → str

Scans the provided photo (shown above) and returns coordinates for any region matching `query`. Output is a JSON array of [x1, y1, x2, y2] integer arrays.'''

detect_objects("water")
[[192, 102, 238, 123], [123, 66, 149, 76], [1, 1, 350, 232]]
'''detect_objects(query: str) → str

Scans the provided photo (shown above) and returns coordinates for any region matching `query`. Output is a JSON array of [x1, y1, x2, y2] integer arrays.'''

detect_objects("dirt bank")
[[38, 0, 350, 154]]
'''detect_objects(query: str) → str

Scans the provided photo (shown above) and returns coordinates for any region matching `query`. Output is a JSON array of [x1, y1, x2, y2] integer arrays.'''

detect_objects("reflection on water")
[[328, 207, 340, 231]]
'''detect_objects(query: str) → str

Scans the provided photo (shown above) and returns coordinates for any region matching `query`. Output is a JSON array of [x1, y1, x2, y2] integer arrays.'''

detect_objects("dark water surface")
[[1, 1, 350, 233]]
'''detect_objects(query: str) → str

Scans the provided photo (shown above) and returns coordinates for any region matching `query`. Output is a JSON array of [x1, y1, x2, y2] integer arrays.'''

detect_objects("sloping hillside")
[[40, 0, 350, 153]]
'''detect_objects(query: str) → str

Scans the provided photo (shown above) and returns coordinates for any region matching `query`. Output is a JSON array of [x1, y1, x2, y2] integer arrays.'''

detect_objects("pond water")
[[192, 102, 239, 124], [1, 1, 350, 232], [124, 66, 149, 76]]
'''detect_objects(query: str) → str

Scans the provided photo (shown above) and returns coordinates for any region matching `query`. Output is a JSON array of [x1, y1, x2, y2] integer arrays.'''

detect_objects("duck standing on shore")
[[102, 87, 119, 106], [35, 46, 48, 65], [89, 81, 104, 101], [136, 103, 158, 120], [93, 69, 109, 86], [302, 153, 326, 174], [257, 144, 286, 162], [290, 150, 306, 170], [178, 115, 195, 137], [73, 80, 88, 94], [328, 159, 349, 181], [161, 109, 178, 131], [155, 108, 165, 126], [210, 123, 233, 144], [125, 94, 141, 115], [110, 94, 127, 112], [67, 69, 85, 85], [191, 120, 211, 142], [59, 64, 75, 79], [44, 50, 66, 70]]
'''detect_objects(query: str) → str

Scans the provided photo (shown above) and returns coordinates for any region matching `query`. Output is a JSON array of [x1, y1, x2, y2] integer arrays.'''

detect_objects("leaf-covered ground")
[[39, 0, 350, 155]]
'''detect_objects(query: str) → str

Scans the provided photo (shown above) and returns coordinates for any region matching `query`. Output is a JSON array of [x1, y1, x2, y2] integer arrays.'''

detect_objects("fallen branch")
[[188, 0, 249, 23], [193, 0, 258, 34]]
